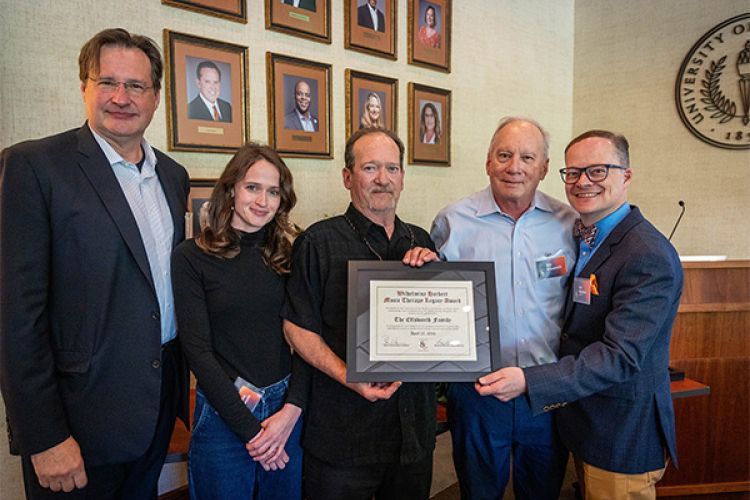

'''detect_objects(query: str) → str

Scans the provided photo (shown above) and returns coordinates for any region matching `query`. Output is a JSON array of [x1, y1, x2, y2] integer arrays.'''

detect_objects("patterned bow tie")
[[573, 218, 598, 247]]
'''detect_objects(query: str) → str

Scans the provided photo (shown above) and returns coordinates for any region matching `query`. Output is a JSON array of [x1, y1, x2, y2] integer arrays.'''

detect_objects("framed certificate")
[[346, 261, 500, 382]]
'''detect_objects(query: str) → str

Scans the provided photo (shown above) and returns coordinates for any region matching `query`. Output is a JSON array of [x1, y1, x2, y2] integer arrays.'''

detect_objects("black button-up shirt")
[[282, 204, 437, 466]]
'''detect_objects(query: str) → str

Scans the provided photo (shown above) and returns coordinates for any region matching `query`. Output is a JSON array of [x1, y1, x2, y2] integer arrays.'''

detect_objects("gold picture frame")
[[344, 0, 396, 60], [408, 0, 451, 73], [162, 0, 247, 23], [267, 52, 333, 158], [164, 30, 249, 153], [265, 0, 331, 44], [345, 69, 398, 138], [408, 82, 451, 166], [186, 179, 217, 239]]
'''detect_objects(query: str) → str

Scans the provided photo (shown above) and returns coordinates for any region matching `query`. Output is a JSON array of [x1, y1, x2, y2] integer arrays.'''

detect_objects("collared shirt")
[[199, 93, 221, 120], [281, 204, 436, 466], [295, 109, 316, 132], [574, 203, 631, 276], [367, 3, 379, 30], [431, 187, 578, 368], [91, 127, 176, 344]]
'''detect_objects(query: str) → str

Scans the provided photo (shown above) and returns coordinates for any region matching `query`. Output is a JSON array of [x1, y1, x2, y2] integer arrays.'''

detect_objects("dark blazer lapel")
[[74, 125, 155, 291], [154, 152, 185, 247]]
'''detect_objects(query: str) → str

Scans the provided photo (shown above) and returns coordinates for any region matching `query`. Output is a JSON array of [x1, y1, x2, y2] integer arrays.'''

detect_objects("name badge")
[[536, 251, 568, 279], [573, 277, 591, 305]]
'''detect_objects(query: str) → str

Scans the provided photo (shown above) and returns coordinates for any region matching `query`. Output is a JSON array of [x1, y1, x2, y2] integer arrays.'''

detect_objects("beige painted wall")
[[573, 0, 750, 258], [0, 0, 575, 495]]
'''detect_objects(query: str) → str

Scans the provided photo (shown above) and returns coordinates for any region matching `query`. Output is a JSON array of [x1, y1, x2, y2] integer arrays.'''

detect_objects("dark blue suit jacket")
[[282, 0, 316, 12], [284, 109, 319, 131], [357, 4, 385, 32], [0, 125, 190, 465], [524, 206, 682, 474], [188, 95, 232, 122]]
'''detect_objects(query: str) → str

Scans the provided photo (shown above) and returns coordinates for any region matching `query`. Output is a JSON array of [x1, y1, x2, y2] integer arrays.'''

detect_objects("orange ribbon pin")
[[589, 274, 599, 296]]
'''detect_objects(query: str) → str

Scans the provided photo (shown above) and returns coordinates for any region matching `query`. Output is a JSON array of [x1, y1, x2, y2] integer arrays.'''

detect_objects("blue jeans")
[[448, 382, 568, 500], [188, 377, 303, 500]]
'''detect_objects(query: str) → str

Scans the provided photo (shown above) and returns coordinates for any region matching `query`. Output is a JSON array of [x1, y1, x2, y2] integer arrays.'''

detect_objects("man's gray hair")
[[487, 116, 550, 160]]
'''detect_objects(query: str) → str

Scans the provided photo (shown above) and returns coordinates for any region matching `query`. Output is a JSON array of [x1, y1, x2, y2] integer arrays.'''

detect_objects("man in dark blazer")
[[358, 0, 385, 32], [480, 129, 682, 499], [284, 80, 319, 132], [187, 60, 232, 123], [0, 28, 189, 499], [281, 0, 316, 12]]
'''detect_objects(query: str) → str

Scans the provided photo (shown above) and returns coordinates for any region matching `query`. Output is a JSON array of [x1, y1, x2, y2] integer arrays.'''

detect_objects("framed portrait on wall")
[[265, 0, 331, 43], [408, 82, 450, 166], [408, 0, 451, 72], [162, 0, 247, 23], [164, 30, 249, 153], [344, 0, 396, 60], [345, 70, 397, 138], [267, 52, 332, 158], [186, 179, 217, 239]]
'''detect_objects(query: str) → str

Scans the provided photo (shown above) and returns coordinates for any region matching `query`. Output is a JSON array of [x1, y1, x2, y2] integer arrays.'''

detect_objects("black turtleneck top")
[[172, 227, 308, 442]]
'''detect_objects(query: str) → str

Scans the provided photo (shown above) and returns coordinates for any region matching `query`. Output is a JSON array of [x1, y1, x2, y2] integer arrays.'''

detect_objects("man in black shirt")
[[283, 128, 438, 499]]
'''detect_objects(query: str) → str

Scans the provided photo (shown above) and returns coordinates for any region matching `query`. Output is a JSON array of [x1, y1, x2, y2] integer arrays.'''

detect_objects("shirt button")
[[561, 333, 569, 340], [152, 360, 161, 369], [151, 312, 160, 321]]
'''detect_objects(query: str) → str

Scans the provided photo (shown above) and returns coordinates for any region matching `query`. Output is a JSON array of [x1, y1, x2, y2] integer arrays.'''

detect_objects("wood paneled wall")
[[657, 262, 750, 499]]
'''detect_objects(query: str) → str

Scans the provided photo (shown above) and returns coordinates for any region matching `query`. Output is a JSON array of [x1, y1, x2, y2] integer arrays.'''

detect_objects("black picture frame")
[[346, 261, 500, 382]]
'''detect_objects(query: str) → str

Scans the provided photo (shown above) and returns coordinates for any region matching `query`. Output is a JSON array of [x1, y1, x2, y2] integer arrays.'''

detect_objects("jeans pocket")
[[191, 391, 214, 437], [251, 376, 290, 421]]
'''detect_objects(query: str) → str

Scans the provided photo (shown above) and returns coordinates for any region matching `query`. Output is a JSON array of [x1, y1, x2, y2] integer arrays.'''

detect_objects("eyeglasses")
[[88, 78, 153, 96], [559, 164, 627, 184]]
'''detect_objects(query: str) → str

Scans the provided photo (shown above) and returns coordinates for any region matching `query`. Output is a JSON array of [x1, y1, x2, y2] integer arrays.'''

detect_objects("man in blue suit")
[[0, 29, 189, 498], [482, 129, 682, 499]]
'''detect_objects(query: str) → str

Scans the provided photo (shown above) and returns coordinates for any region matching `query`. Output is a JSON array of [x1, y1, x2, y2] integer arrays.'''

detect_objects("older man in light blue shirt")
[[431, 117, 577, 500]]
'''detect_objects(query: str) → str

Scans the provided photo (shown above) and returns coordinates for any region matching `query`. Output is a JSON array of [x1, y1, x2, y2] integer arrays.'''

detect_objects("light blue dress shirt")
[[91, 129, 177, 344], [296, 109, 316, 132], [431, 187, 578, 368], [574, 203, 631, 276]]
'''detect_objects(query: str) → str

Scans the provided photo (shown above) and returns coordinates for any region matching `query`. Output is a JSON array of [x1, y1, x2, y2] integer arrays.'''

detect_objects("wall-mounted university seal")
[[675, 13, 750, 150]]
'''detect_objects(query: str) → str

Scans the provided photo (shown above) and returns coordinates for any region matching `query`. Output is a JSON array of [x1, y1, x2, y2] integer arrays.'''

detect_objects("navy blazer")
[[357, 4, 386, 32], [284, 109, 319, 131], [0, 125, 190, 465], [524, 206, 682, 474], [282, 0, 316, 12], [188, 95, 232, 123]]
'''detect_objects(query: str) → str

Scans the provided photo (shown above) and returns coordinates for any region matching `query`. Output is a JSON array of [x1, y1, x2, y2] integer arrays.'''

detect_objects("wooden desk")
[[670, 378, 710, 399], [657, 260, 750, 498]]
